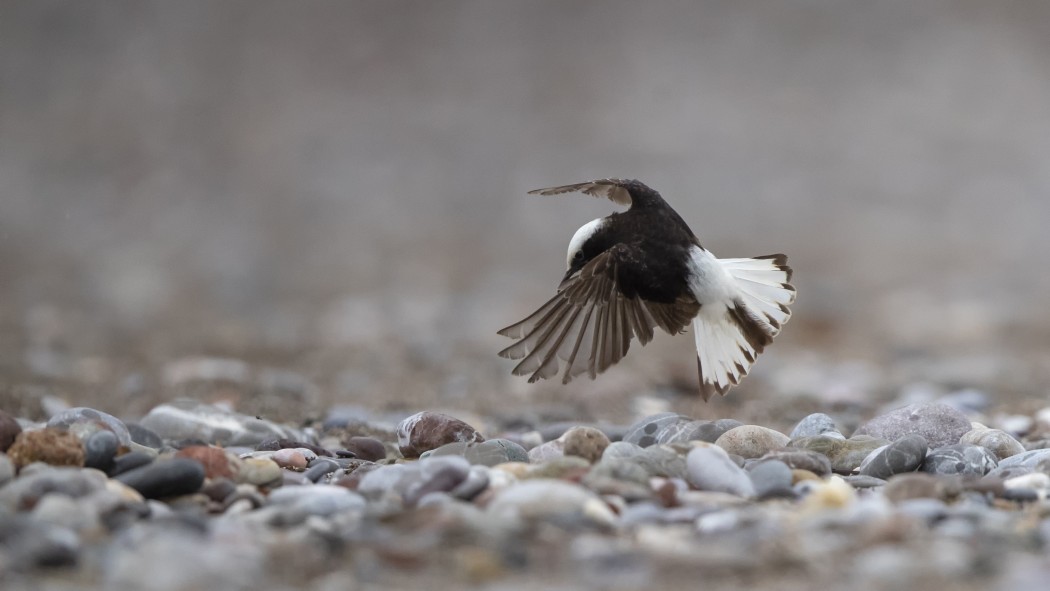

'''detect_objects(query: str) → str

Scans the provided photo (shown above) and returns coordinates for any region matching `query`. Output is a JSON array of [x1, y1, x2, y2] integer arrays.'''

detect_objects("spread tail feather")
[[694, 254, 796, 401]]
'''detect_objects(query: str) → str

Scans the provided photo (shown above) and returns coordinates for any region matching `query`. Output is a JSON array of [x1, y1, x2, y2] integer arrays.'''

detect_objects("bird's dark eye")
[[573, 251, 585, 262]]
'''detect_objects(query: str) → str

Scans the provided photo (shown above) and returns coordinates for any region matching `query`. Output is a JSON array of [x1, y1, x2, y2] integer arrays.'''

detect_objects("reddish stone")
[[176, 445, 239, 479], [396, 411, 484, 458], [343, 436, 386, 462]]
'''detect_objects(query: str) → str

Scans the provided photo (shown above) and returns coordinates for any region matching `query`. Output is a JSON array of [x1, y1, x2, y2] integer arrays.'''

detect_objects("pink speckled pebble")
[[272, 448, 311, 471]]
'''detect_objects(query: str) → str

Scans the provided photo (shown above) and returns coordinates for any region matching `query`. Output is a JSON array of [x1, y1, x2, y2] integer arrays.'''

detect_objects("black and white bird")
[[497, 179, 796, 401]]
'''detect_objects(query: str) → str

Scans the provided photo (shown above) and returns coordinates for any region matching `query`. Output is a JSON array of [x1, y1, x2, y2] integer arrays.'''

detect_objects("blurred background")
[[2, 0, 1049, 427]]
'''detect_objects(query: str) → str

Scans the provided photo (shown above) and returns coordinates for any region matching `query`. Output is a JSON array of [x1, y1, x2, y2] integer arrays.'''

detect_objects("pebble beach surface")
[[4, 390, 1050, 591]]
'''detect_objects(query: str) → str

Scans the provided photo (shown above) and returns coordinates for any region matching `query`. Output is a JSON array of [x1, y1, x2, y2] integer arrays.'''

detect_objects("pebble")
[[114, 458, 206, 499], [83, 430, 121, 472], [487, 479, 616, 527], [859, 435, 928, 479], [464, 439, 529, 466], [109, 451, 156, 476], [758, 449, 832, 477], [0, 454, 14, 487], [799, 476, 856, 511], [449, 465, 491, 500], [601, 441, 645, 462], [996, 449, 1050, 470], [560, 426, 610, 463], [685, 446, 755, 497], [404, 457, 471, 505], [747, 460, 794, 499], [527, 456, 591, 480], [789, 413, 843, 439], [656, 419, 730, 444], [883, 473, 950, 503], [47, 407, 132, 447], [139, 400, 306, 447], [0, 466, 108, 511], [175, 445, 241, 479], [4, 396, 1050, 589], [960, 428, 1026, 461], [714, 425, 790, 459], [527, 439, 565, 463], [125, 422, 164, 449], [342, 436, 387, 462], [396, 411, 484, 458], [7, 428, 85, 468], [792, 434, 889, 474], [634, 445, 688, 479], [271, 448, 314, 471], [238, 458, 283, 486], [922, 444, 998, 476], [853, 403, 972, 450], [1003, 472, 1050, 492], [622, 413, 688, 447], [267, 485, 366, 515], [0, 515, 81, 569], [0, 409, 23, 452]]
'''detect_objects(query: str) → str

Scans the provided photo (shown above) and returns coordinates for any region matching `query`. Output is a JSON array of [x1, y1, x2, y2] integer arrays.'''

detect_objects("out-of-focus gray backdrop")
[[2, 1, 1048, 420]]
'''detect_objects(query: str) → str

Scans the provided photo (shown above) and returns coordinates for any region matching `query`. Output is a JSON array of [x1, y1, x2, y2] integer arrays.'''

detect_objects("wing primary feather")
[[529, 306, 583, 382], [511, 302, 574, 376], [561, 303, 594, 384]]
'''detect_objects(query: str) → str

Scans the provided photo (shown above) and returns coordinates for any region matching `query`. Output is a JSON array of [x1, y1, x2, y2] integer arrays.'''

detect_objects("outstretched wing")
[[527, 179, 665, 208], [498, 244, 700, 384]]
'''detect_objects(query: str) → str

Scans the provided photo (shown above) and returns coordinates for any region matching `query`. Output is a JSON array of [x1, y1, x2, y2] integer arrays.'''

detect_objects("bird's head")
[[563, 218, 605, 284]]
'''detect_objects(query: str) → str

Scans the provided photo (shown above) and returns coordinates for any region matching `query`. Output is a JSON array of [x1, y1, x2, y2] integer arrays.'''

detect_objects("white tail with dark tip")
[[687, 250, 795, 401]]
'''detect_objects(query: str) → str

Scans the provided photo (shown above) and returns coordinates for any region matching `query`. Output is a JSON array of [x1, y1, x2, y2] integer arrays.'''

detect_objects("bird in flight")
[[497, 179, 795, 401]]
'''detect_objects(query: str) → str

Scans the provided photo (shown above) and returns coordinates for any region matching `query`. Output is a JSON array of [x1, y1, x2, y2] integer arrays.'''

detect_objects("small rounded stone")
[[715, 425, 790, 459], [272, 448, 312, 471], [239, 457, 283, 486], [526, 456, 591, 480], [109, 451, 155, 476], [83, 430, 120, 472], [7, 429, 85, 468], [759, 449, 832, 477], [686, 446, 755, 497], [790, 413, 843, 440], [960, 428, 1025, 461], [464, 439, 529, 466], [527, 439, 565, 463], [175, 446, 241, 480], [397, 412, 484, 458], [47, 407, 132, 447], [859, 435, 928, 479], [114, 458, 206, 499], [854, 403, 972, 450], [883, 472, 949, 503], [560, 427, 610, 463], [622, 413, 689, 448], [747, 460, 794, 499], [304, 458, 341, 482], [922, 444, 997, 476], [343, 436, 387, 462], [125, 422, 164, 449]]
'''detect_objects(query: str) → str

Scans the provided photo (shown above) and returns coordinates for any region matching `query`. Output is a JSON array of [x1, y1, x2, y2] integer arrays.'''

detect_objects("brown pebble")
[[791, 469, 821, 484], [560, 426, 610, 463], [176, 446, 240, 480], [7, 428, 85, 469], [883, 472, 951, 503]]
